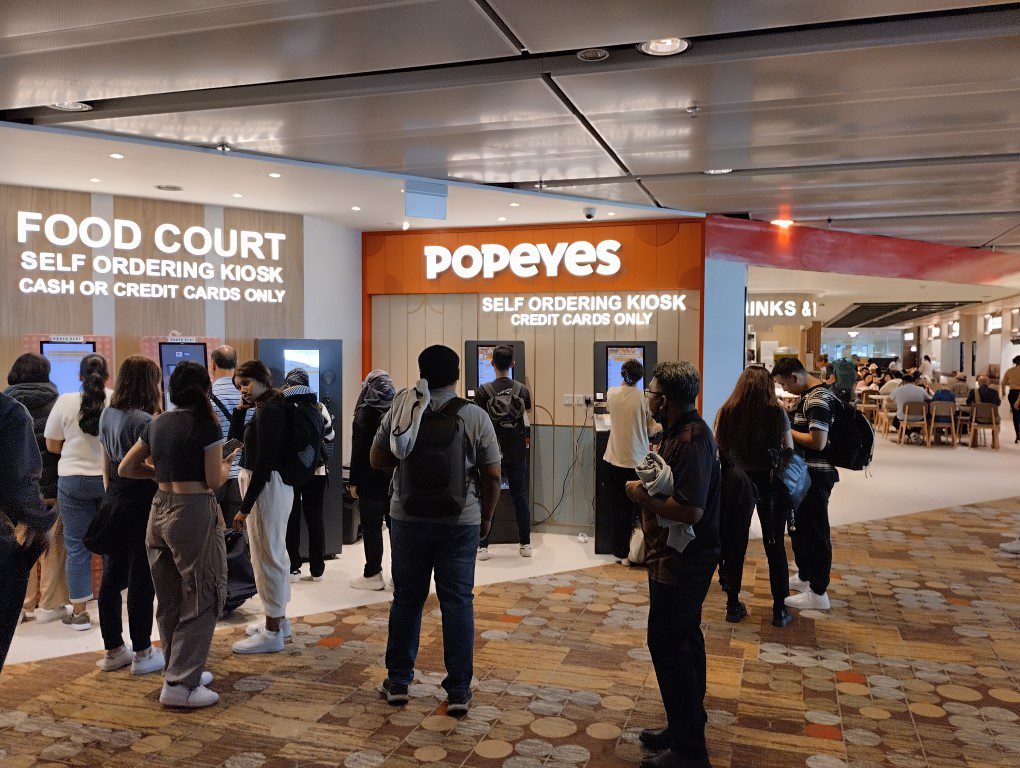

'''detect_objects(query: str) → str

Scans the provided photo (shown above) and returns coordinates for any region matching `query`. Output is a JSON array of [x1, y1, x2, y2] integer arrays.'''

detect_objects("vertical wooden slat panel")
[[372, 296, 390, 377], [388, 296, 409, 389]]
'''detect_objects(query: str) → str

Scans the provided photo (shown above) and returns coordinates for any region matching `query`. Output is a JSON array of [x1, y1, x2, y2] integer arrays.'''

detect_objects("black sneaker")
[[725, 602, 747, 623], [772, 608, 795, 628], [446, 691, 472, 717], [639, 727, 671, 752], [379, 678, 409, 705]]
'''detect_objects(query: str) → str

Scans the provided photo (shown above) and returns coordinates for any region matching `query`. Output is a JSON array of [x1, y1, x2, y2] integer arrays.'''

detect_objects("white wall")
[[702, 258, 748, 430], [303, 216, 362, 461]]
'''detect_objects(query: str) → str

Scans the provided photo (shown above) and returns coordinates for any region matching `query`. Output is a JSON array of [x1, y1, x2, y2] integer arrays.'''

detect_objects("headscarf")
[[357, 369, 396, 412], [285, 368, 310, 387]]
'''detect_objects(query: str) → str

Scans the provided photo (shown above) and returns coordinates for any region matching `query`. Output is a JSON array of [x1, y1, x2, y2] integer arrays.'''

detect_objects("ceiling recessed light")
[[770, 219, 794, 229], [509, 202, 520, 207], [268, 172, 282, 178], [607, 211, 616, 217], [402, 221, 411, 231], [155, 184, 183, 192], [497, 216, 507, 222], [232, 193, 243, 198], [49, 101, 92, 112], [351, 206, 362, 212], [89, 178, 101, 183], [702, 168, 732, 175], [638, 37, 690, 56], [109, 153, 124, 160]]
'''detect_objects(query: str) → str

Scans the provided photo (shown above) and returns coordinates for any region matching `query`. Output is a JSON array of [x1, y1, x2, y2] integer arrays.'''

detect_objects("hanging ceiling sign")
[[425, 239, 621, 280]]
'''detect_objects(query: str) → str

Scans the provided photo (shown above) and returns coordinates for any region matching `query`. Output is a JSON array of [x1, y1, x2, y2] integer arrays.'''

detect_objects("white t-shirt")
[[43, 390, 114, 477], [603, 385, 660, 468]]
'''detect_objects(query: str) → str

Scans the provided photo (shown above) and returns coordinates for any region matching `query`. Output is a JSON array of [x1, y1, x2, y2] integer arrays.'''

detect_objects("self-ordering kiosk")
[[158, 341, 208, 411], [464, 340, 530, 546], [255, 338, 345, 554], [593, 341, 658, 555]]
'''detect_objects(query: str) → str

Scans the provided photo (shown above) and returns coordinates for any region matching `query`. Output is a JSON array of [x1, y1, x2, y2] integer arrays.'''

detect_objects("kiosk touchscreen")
[[283, 347, 321, 398], [159, 342, 208, 410], [594, 341, 657, 403], [464, 340, 525, 397], [40, 341, 97, 395]]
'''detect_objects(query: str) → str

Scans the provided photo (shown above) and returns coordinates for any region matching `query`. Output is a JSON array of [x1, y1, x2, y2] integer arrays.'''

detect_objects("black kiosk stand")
[[464, 340, 529, 546], [255, 338, 346, 555], [593, 341, 657, 555]]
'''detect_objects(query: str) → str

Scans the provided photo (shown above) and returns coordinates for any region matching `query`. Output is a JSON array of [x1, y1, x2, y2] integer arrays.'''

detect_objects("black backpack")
[[280, 395, 327, 488], [480, 380, 527, 433], [398, 397, 470, 518], [826, 396, 875, 471]]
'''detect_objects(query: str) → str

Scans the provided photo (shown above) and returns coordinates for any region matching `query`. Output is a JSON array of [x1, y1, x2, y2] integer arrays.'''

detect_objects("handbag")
[[769, 448, 811, 532]]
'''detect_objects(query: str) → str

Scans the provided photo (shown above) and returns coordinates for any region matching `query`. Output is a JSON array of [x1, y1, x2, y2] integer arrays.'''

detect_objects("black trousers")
[[216, 478, 242, 528], [98, 534, 155, 652], [359, 495, 389, 578], [719, 470, 791, 613], [647, 570, 715, 760], [607, 464, 639, 559], [0, 532, 40, 671], [286, 475, 327, 577], [790, 470, 836, 595], [480, 456, 532, 548], [1008, 390, 1020, 439]]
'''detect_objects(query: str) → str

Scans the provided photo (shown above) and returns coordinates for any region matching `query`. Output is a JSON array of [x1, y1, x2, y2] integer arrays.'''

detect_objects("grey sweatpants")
[[146, 490, 226, 689]]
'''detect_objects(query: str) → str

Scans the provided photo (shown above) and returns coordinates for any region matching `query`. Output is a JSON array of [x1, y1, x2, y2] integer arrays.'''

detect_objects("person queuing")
[[119, 360, 235, 708], [624, 361, 720, 768], [229, 360, 294, 654], [95, 356, 163, 675], [371, 345, 501, 715], [771, 358, 837, 612], [0, 389, 54, 671], [603, 358, 660, 565], [5, 354, 68, 625], [284, 367, 334, 583], [349, 370, 396, 591], [44, 353, 112, 631], [715, 366, 796, 628], [208, 346, 252, 526], [475, 344, 535, 561], [1001, 355, 1020, 443], [830, 348, 856, 405]]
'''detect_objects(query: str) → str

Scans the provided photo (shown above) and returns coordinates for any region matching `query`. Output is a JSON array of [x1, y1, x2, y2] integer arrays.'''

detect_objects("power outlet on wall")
[[563, 393, 574, 406]]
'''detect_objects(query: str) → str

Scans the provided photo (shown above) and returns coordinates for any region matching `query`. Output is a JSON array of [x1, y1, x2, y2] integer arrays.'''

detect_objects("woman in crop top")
[[227, 360, 293, 655], [119, 360, 237, 709]]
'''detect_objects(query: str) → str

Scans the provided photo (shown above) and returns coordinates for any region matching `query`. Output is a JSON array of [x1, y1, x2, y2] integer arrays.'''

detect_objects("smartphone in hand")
[[222, 438, 243, 459]]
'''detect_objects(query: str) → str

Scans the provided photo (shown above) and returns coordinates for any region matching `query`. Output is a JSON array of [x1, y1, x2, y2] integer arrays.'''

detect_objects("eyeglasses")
[[644, 389, 664, 398]]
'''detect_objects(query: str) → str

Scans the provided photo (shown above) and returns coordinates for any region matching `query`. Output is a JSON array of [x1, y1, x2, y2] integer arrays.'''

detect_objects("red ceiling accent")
[[705, 215, 1019, 287]]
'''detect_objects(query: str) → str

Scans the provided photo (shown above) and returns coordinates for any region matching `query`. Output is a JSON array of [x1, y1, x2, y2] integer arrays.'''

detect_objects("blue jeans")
[[58, 475, 105, 602], [386, 518, 479, 697], [480, 457, 531, 548]]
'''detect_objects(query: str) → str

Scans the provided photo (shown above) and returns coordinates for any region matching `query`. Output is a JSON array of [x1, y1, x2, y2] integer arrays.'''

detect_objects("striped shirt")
[[211, 376, 252, 480], [790, 384, 837, 476]]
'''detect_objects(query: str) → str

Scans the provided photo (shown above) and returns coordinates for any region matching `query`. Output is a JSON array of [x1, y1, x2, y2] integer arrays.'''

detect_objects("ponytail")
[[78, 353, 109, 436]]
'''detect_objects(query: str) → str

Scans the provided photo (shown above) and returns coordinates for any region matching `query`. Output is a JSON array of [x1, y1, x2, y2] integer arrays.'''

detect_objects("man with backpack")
[[830, 347, 856, 405], [474, 344, 533, 560], [371, 345, 502, 716], [771, 357, 838, 612]]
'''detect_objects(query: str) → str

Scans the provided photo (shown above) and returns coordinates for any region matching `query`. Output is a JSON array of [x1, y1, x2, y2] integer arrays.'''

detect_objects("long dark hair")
[[168, 360, 217, 434], [234, 360, 282, 407], [715, 365, 787, 468], [8, 353, 51, 385], [78, 353, 109, 436], [111, 356, 162, 415]]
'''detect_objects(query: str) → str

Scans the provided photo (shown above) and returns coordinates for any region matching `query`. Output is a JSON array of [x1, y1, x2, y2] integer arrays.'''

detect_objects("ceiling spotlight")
[[685, 104, 701, 118], [770, 219, 794, 229], [509, 202, 521, 207], [351, 206, 362, 212], [534, 181, 547, 190], [89, 178, 101, 183], [702, 168, 732, 175], [638, 37, 690, 56], [607, 212, 616, 217], [268, 172, 282, 179], [109, 153, 125, 160], [216, 142, 231, 153], [49, 101, 92, 112], [497, 217, 507, 222], [577, 47, 610, 62], [232, 193, 243, 198], [155, 184, 183, 192], [401, 221, 411, 231], [847, 331, 859, 338]]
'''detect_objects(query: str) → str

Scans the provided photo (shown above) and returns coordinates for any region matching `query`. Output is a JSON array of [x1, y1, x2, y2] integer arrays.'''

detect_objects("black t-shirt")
[[141, 409, 223, 483], [474, 377, 532, 460]]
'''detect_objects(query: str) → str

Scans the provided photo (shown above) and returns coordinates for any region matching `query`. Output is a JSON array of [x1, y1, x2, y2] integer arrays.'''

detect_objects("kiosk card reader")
[[158, 342, 208, 411], [464, 340, 529, 546], [256, 338, 345, 555], [593, 341, 657, 555], [40, 340, 97, 395]]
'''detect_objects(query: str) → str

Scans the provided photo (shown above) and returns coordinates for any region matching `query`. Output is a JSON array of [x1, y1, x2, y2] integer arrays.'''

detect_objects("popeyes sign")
[[425, 239, 622, 280]]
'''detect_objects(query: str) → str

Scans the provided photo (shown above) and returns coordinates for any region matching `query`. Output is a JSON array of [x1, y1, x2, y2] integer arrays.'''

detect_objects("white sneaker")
[[302, 574, 324, 583], [520, 545, 533, 558], [1000, 539, 1020, 555], [35, 606, 69, 624], [289, 571, 301, 583], [200, 671, 214, 686], [131, 647, 166, 676], [477, 547, 489, 561], [20, 609, 31, 623], [233, 628, 285, 654], [785, 590, 831, 610], [96, 645, 133, 671], [350, 573, 386, 591], [788, 574, 810, 592], [160, 682, 219, 709], [617, 558, 633, 567], [246, 617, 291, 639]]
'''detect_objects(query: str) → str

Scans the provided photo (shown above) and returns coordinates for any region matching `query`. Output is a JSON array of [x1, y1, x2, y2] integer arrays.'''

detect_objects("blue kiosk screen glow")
[[607, 346, 644, 390], [477, 345, 512, 388], [284, 348, 320, 398], [40, 341, 97, 395], [159, 343, 207, 410]]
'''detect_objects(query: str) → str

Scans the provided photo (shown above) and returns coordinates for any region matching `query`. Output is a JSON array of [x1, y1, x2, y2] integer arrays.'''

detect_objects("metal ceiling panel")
[[533, 182, 653, 207], [555, 37, 1019, 175], [0, 0, 518, 111], [489, 0, 1017, 53], [73, 81, 621, 183]]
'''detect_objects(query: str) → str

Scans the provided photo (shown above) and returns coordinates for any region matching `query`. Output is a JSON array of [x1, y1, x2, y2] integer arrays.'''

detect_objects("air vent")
[[576, 48, 610, 62]]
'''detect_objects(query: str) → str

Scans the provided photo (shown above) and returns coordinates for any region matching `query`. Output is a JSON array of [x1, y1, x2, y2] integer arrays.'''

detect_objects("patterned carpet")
[[1, 498, 1018, 768]]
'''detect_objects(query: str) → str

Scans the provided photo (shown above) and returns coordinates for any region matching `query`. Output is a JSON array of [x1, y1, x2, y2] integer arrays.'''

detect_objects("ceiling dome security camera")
[[583, 207, 596, 220]]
